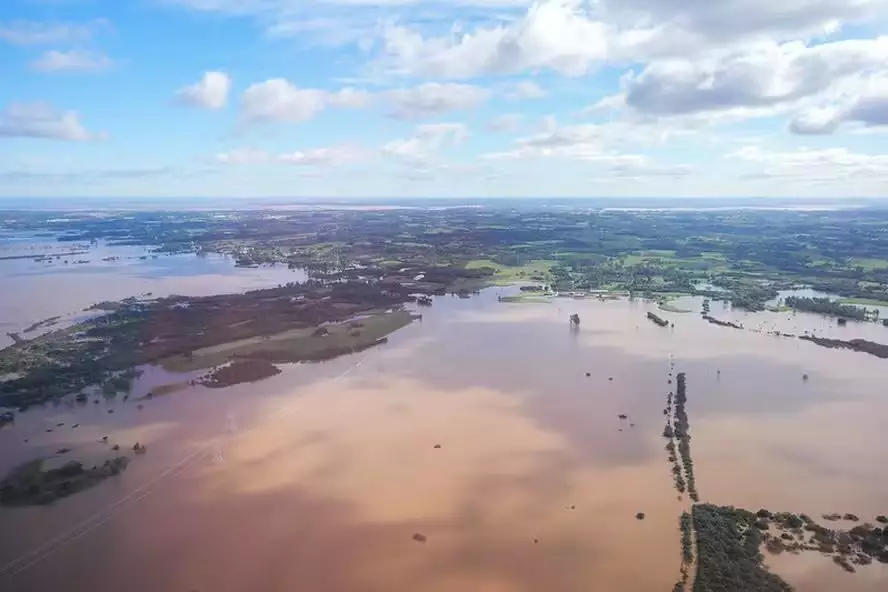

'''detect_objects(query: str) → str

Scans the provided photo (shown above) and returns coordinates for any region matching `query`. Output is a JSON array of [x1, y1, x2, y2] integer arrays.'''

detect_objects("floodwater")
[[673, 292, 888, 341], [768, 287, 888, 321], [1, 290, 887, 591], [0, 236, 306, 348]]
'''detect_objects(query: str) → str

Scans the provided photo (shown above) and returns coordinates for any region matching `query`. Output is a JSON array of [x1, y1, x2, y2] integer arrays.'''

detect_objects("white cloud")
[[0, 102, 103, 141], [372, 0, 888, 80], [394, 161, 496, 183], [508, 80, 547, 99], [31, 50, 114, 73], [215, 145, 368, 166], [789, 106, 845, 134], [265, 17, 377, 48], [482, 117, 691, 177], [609, 0, 885, 45], [0, 19, 110, 45], [241, 79, 326, 123], [790, 73, 888, 134], [328, 87, 374, 108], [613, 163, 694, 179], [0, 166, 175, 183], [164, 0, 265, 13], [14, 0, 888, 198], [167, 0, 529, 51], [728, 145, 888, 182], [278, 145, 368, 166], [241, 78, 490, 123], [167, 0, 888, 69], [215, 148, 271, 164], [513, 121, 605, 150], [176, 71, 232, 110], [495, 117, 690, 153], [386, 83, 489, 119], [847, 94, 888, 128], [240, 79, 370, 123], [623, 37, 887, 118], [384, 122, 469, 161], [484, 141, 691, 178], [377, 1, 610, 78], [487, 113, 523, 133]]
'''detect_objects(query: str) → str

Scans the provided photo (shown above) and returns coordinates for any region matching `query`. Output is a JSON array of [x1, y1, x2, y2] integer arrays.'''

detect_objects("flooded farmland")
[[0, 236, 305, 349], [1, 285, 887, 592]]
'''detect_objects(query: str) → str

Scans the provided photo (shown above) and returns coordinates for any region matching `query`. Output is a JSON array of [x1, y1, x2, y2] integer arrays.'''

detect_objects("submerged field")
[[3, 207, 888, 592], [1, 287, 887, 592]]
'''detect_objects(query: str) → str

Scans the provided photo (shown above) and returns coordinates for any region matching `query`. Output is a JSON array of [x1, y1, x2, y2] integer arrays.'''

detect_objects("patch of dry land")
[[0, 282, 420, 409], [164, 310, 417, 374], [1, 455, 130, 507]]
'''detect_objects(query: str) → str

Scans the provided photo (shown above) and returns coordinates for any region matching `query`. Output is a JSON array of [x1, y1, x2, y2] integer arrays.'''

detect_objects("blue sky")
[[0, 0, 886, 198]]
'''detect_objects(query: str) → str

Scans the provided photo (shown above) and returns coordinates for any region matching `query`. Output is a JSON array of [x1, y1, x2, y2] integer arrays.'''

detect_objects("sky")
[[0, 0, 886, 199]]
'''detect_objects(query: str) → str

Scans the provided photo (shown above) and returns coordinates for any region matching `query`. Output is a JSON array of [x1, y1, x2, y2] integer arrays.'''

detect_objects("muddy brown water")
[[1, 290, 887, 591], [0, 240, 306, 349]]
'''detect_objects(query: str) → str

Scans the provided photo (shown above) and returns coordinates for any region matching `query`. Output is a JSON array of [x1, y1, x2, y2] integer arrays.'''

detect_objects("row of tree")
[[784, 296, 868, 320]]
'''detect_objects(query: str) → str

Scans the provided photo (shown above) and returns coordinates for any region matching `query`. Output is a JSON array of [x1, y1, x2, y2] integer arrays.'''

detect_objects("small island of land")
[[0, 456, 130, 507], [692, 504, 793, 592], [647, 312, 670, 327], [198, 360, 282, 388], [0, 282, 424, 409], [798, 335, 888, 358]]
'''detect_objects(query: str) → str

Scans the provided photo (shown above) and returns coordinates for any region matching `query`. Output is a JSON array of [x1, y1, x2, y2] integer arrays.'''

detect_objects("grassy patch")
[[161, 310, 417, 373], [146, 382, 190, 397], [659, 302, 693, 313], [838, 297, 888, 307], [497, 294, 552, 304], [849, 258, 888, 270], [465, 259, 554, 285], [653, 291, 691, 299]]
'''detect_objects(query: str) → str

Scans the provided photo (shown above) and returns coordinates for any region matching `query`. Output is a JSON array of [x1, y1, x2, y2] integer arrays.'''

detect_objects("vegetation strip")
[[701, 315, 743, 329], [681, 511, 694, 563], [664, 371, 698, 501], [673, 511, 694, 592], [674, 373, 699, 502], [798, 335, 888, 358], [1, 457, 130, 507], [647, 312, 670, 327], [784, 296, 876, 321]]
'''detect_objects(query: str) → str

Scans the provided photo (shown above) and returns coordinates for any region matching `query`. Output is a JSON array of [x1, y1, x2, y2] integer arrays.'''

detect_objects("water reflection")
[[0, 289, 886, 592]]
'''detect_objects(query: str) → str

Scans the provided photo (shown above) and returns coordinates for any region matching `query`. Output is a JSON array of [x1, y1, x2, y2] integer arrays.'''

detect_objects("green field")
[[465, 259, 554, 285], [838, 297, 888, 307], [849, 258, 888, 271], [161, 311, 417, 373], [497, 295, 552, 304], [659, 302, 693, 313]]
